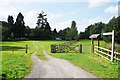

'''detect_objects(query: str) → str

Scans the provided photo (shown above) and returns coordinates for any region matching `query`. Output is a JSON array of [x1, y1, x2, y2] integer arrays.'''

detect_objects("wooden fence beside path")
[[2, 45, 28, 53], [95, 46, 120, 61]]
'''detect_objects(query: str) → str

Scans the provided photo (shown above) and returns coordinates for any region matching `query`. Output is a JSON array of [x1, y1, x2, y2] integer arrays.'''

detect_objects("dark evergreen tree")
[[2, 21, 9, 40], [14, 12, 25, 38], [58, 27, 70, 40], [44, 22, 51, 39], [7, 15, 14, 39], [52, 28, 58, 39], [35, 11, 51, 39], [79, 32, 85, 39], [25, 26, 31, 38]]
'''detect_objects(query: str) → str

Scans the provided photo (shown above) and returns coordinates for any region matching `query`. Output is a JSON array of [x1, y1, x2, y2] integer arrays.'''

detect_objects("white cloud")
[[0, 0, 10, 6], [0, 0, 89, 3], [105, 5, 118, 14], [49, 16, 109, 32], [0, 9, 18, 22], [25, 11, 63, 28], [47, 13, 63, 20], [70, 10, 80, 14], [0, 0, 21, 21], [49, 20, 71, 31], [75, 17, 109, 32], [88, 16, 108, 23], [0, 0, 114, 32], [24, 11, 38, 28], [88, 0, 110, 8]]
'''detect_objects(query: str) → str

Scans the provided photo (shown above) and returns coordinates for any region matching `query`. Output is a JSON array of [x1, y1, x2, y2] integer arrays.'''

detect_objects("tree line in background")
[[31, 11, 78, 40], [2, 12, 31, 40], [1, 12, 120, 44], [1, 12, 78, 41], [79, 16, 120, 44]]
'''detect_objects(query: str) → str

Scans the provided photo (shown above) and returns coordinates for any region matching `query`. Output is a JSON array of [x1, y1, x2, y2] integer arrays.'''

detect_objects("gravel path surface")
[[25, 50, 97, 78]]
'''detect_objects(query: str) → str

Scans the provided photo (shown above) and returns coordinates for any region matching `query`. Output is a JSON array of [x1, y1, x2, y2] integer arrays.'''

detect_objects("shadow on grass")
[[1, 46, 25, 51]]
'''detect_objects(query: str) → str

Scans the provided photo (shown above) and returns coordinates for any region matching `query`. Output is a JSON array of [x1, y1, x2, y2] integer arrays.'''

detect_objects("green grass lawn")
[[1, 41, 35, 79], [1, 40, 66, 79], [36, 40, 119, 78], [1, 40, 120, 78]]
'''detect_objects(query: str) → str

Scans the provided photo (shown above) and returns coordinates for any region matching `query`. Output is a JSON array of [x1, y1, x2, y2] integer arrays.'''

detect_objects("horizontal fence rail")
[[95, 46, 120, 61], [1, 45, 28, 53]]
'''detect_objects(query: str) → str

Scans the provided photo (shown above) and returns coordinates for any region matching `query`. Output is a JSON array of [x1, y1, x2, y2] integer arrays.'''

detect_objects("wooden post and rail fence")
[[94, 46, 120, 61], [90, 30, 120, 62], [11, 45, 28, 53]]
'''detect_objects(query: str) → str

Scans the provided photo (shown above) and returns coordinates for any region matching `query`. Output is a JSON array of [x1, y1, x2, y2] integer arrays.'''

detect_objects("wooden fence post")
[[91, 38, 94, 53], [26, 45, 28, 53], [111, 30, 115, 62], [79, 44, 82, 53], [98, 39, 100, 50], [51, 45, 56, 53], [12, 46, 14, 53]]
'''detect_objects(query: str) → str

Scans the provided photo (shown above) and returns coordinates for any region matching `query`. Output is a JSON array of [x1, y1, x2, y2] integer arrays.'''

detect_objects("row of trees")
[[30, 12, 78, 40], [79, 16, 120, 44], [1, 12, 78, 40], [1, 11, 120, 44], [2, 12, 31, 40]]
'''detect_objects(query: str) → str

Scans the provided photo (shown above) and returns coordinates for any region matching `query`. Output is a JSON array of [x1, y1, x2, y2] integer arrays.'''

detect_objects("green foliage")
[[14, 12, 25, 38], [66, 20, 78, 40], [25, 26, 31, 38], [103, 16, 120, 44], [58, 27, 70, 40], [52, 28, 57, 38], [82, 22, 105, 39], [2, 13, 31, 41], [81, 16, 120, 44], [79, 32, 85, 39], [2, 21, 11, 40], [33, 11, 53, 40]]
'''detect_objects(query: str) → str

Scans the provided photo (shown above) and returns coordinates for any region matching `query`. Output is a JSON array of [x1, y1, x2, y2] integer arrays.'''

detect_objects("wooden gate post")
[[111, 30, 115, 62], [51, 45, 56, 53], [26, 45, 28, 53], [98, 39, 100, 50], [91, 38, 94, 53], [12, 46, 14, 53], [79, 44, 82, 53]]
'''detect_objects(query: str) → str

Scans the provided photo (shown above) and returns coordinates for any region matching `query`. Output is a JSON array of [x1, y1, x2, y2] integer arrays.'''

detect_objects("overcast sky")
[[0, 0, 119, 32]]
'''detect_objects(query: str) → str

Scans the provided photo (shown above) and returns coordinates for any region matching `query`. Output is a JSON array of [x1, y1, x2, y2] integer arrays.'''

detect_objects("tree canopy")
[[66, 21, 78, 40], [102, 16, 120, 44], [1, 11, 120, 44]]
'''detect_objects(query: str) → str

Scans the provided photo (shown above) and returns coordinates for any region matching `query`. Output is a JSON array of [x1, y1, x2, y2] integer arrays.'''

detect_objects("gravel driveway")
[[25, 50, 97, 78]]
